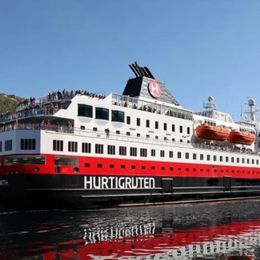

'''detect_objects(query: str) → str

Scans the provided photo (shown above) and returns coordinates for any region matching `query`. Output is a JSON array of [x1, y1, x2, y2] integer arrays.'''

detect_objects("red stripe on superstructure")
[[1, 154, 260, 179]]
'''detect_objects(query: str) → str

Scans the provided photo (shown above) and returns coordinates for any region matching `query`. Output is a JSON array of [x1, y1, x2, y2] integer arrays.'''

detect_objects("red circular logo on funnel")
[[148, 80, 161, 98]]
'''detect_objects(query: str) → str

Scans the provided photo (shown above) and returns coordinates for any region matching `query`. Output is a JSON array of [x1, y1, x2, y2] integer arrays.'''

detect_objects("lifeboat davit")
[[228, 130, 255, 145], [195, 123, 230, 141]]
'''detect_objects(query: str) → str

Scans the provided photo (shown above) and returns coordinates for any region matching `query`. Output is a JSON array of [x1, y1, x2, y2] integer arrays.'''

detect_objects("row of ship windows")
[[1, 137, 259, 166], [53, 140, 260, 165], [78, 104, 191, 133], [3, 154, 260, 174], [84, 163, 260, 174], [0, 139, 36, 152], [127, 117, 190, 134]]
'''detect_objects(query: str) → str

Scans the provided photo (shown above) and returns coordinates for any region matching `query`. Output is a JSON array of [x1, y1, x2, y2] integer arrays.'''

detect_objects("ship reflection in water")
[[1, 200, 260, 259]]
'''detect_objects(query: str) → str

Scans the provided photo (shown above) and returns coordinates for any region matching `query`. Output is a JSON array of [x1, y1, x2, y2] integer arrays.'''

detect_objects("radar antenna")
[[203, 96, 217, 110], [243, 98, 260, 121]]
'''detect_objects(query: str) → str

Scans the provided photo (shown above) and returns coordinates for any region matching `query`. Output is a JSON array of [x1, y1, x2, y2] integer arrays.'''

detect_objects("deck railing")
[[0, 124, 256, 156], [112, 94, 193, 121]]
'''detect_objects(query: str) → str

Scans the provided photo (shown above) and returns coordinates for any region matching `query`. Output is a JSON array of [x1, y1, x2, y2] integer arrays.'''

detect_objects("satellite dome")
[[248, 98, 256, 107], [208, 96, 214, 102]]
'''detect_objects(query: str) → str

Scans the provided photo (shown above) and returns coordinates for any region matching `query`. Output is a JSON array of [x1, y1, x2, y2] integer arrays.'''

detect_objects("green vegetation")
[[0, 93, 23, 114]]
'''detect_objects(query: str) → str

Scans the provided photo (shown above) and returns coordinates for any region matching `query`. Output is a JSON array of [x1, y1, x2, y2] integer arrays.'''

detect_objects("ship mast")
[[244, 98, 260, 122], [204, 96, 217, 111]]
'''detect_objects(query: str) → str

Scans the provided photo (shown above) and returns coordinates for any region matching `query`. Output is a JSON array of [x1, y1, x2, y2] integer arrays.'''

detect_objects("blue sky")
[[1, 0, 260, 120]]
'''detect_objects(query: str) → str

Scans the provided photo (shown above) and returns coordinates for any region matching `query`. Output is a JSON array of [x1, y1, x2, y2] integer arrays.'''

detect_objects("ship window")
[[141, 166, 146, 170], [130, 147, 137, 156], [170, 167, 173, 171], [93, 127, 98, 131], [121, 164, 125, 169], [225, 156, 229, 162], [220, 156, 223, 162], [207, 155, 210, 161], [107, 145, 115, 155], [155, 136, 159, 139], [146, 120, 150, 128], [160, 150, 165, 157], [96, 107, 109, 120], [119, 146, 127, 156], [68, 141, 78, 152], [231, 157, 234, 163], [185, 153, 189, 159], [247, 159, 250, 164], [187, 127, 190, 134], [179, 126, 183, 133], [82, 142, 91, 153], [126, 116, 131, 125], [155, 121, 159, 129], [137, 133, 140, 137], [80, 125, 85, 130], [126, 132, 130, 136], [112, 110, 124, 123], [53, 140, 63, 151], [78, 104, 93, 118], [252, 159, 255, 164], [54, 156, 78, 166], [213, 155, 217, 161], [177, 152, 181, 159], [0, 141, 2, 152], [109, 164, 114, 168], [164, 123, 167, 131], [95, 144, 104, 154], [242, 158, 245, 164], [136, 118, 140, 126], [151, 166, 155, 170], [193, 153, 197, 160], [116, 130, 120, 134], [237, 157, 240, 163], [151, 149, 156, 157], [161, 167, 165, 170], [172, 124, 175, 132], [5, 140, 12, 151], [85, 163, 90, 167], [257, 159, 259, 165], [20, 139, 36, 150], [169, 151, 173, 158], [97, 164, 102, 168], [131, 165, 136, 169], [4, 155, 45, 166], [200, 154, 204, 160], [140, 148, 147, 157], [146, 134, 150, 138]]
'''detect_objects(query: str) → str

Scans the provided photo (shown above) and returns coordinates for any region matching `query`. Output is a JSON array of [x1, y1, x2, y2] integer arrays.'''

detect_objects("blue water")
[[0, 199, 260, 259]]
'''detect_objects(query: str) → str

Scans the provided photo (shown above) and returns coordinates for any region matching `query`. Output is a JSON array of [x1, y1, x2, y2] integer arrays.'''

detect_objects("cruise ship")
[[0, 62, 260, 209]]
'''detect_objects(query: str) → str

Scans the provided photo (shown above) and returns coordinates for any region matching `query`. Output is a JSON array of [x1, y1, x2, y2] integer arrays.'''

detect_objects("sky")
[[1, 0, 260, 120]]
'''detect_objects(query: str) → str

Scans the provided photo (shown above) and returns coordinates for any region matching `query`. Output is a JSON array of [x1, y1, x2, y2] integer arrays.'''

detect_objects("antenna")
[[203, 96, 217, 110], [242, 98, 260, 122]]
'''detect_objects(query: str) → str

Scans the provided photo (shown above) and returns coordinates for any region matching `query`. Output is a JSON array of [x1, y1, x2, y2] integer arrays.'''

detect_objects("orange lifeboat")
[[228, 130, 255, 145], [195, 123, 230, 141]]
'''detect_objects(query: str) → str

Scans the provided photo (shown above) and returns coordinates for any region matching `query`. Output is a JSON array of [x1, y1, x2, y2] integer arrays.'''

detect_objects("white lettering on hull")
[[84, 176, 155, 190]]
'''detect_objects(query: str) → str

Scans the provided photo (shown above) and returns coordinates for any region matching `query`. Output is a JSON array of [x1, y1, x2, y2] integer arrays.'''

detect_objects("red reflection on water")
[[33, 219, 260, 260]]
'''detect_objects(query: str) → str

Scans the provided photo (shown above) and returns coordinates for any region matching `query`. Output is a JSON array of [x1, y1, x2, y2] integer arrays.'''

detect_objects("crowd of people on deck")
[[0, 89, 106, 123], [47, 89, 106, 101]]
